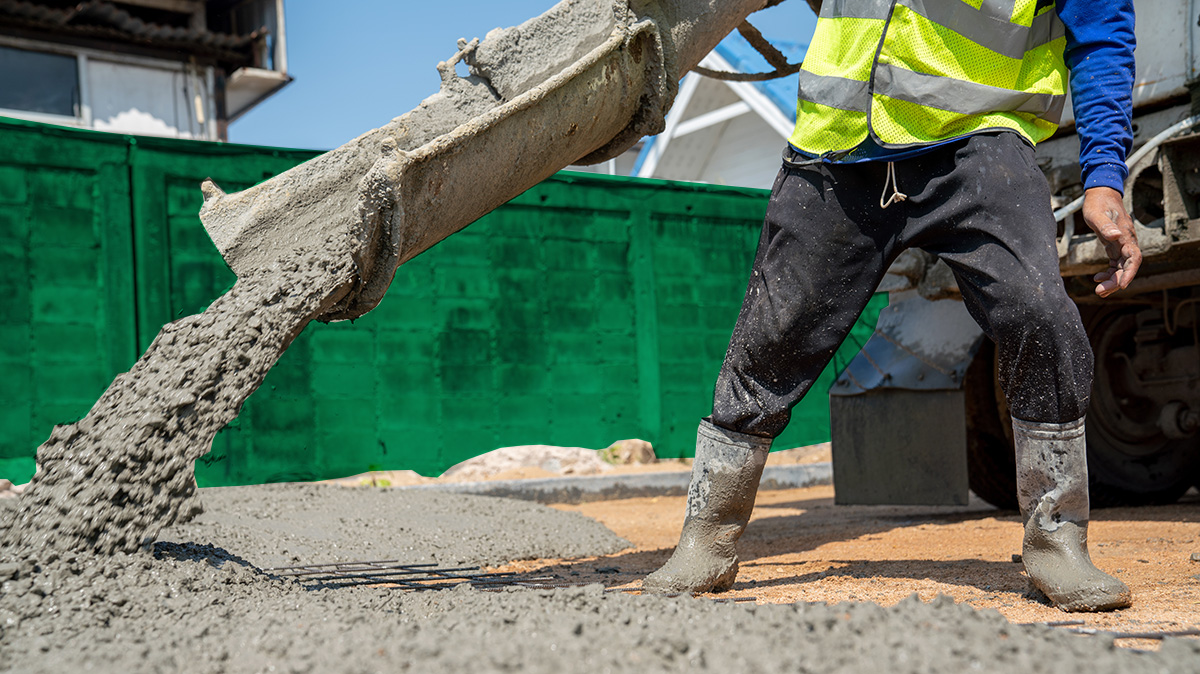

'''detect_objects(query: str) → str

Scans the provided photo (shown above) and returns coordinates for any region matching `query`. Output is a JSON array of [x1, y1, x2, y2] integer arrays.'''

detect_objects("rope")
[[692, 19, 802, 82], [879, 161, 908, 209]]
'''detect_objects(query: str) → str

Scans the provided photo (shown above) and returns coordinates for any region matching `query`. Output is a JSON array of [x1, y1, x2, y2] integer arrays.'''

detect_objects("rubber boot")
[[1014, 416, 1132, 612], [642, 420, 770, 594]]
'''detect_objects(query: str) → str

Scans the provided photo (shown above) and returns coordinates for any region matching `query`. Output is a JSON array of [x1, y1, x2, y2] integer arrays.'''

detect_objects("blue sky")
[[229, 1, 818, 150]]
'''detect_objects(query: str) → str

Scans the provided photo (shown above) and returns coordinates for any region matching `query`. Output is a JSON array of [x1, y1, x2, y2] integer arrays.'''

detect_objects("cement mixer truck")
[[828, 0, 1200, 510]]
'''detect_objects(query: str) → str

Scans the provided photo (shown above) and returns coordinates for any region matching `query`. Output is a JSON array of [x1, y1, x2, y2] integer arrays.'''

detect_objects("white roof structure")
[[573, 34, 807, 190]]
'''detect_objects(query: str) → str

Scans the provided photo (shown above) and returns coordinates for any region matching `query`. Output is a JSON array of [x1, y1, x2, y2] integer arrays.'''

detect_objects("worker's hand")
[[1082, 186, 1141, 297]]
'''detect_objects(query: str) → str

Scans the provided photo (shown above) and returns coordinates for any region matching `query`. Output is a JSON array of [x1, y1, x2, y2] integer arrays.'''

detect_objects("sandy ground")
[[498, 484, 1200, 651], [327, 442, 1200, 649]]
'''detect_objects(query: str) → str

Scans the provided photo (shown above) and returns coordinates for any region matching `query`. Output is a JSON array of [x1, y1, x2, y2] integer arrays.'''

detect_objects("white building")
[[0, 0, 290, 141], [574, 33, 807, 190]]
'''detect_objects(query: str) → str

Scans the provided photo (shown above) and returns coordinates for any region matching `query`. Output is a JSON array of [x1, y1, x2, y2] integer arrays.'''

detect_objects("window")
[[231, 0, 282, 71], [0, 46, 79, 117]]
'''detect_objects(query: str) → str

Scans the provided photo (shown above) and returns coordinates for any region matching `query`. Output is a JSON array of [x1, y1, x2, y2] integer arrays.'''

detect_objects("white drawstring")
[[879, 161, 908, 209]]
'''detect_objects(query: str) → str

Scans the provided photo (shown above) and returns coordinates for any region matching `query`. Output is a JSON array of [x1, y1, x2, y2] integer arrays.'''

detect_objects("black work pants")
[[711, 132, 1093, 438]]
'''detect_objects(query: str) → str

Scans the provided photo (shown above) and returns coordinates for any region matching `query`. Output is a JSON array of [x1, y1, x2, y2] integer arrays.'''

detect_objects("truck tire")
[[1080, 305, 1200, 507], [965, 308, 1200, 510], [963, 340, 1018, 510]]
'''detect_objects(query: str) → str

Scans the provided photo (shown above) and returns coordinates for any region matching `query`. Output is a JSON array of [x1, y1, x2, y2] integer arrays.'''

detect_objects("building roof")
[[0, 0, 263, 66]]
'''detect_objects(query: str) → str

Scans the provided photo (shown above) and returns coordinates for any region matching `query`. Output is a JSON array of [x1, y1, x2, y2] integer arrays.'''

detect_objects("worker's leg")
[[641, 419, 771, 593], [911, 132, 1130, 611], [908, 133, 1092, 425], [711, 156, 898, 438], [644, 152, 897, 594]]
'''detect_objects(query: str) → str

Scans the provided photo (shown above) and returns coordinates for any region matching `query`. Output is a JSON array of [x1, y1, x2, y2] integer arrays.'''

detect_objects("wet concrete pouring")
[[1, 477, 1198, 673], [8, 0, 1198, 668]]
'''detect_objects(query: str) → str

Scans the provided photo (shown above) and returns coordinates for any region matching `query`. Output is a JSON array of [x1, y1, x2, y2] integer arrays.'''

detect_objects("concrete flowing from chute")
[[2, 234, 359, 557], [1, 0, 760, 562]]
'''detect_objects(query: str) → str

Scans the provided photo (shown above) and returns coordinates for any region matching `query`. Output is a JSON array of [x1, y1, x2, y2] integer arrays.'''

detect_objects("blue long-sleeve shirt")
[[793, 1, 1136, 193], [1059, 0, 1136, 193]]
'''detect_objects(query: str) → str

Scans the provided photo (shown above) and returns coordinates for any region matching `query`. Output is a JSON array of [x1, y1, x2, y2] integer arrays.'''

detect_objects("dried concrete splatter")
[[0, 1, 1193, 668], [0, 0, 758, 568]]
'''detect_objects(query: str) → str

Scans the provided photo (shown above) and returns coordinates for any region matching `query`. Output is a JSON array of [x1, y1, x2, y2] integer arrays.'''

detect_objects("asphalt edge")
[[398, 462, 832, 505]]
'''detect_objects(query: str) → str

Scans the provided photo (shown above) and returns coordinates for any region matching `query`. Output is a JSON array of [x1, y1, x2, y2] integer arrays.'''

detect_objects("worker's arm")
[[1057, 0, 1140, 296]]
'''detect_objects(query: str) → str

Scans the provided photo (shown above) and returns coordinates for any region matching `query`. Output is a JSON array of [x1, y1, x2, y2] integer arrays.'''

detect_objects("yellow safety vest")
[[790, 0, 1069, 156]]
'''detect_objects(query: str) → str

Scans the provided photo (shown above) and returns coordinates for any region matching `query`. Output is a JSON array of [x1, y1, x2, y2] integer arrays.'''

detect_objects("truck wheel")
[[963, 340, 1018, 510], [963, 319, 1199, 510], [1081, 306, 1200, 507]]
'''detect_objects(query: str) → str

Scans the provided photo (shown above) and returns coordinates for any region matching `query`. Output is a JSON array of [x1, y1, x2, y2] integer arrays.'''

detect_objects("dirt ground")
[[326, 442, 1200, 649], [502, 484, 1200, 651]]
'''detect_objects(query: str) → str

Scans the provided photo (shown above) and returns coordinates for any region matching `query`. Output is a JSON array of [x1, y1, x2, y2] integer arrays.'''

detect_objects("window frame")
[[0, 35, 217, 139], [0, 41, 87, 126]]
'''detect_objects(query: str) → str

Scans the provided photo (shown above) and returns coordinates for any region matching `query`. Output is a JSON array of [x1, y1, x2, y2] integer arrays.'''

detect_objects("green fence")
[[0, 117, 885, 486]]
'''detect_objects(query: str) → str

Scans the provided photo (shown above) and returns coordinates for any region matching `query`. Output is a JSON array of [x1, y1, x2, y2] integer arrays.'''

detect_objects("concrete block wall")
[[0, 118, 884, 486], [0, 125, 136, 485]]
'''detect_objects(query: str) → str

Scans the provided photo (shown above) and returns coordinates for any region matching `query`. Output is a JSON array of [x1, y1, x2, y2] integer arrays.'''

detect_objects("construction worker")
[[644, 0, 1139, 612]]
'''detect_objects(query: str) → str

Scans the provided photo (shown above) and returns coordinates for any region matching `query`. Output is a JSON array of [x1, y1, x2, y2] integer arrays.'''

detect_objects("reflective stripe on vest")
[[790, 0, 1068, 156]]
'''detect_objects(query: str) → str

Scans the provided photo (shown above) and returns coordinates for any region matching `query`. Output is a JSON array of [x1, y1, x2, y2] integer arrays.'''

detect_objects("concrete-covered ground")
[[2, 482, 1198, 673]]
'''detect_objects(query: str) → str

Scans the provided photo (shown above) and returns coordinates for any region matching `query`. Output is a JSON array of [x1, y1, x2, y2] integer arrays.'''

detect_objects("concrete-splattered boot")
[[1014, 417, 1132, 612], [642, 420, 770, 593]]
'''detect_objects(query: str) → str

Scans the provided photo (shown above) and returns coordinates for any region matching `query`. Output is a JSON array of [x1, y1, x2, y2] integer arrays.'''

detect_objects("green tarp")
[[0, 117, 884, 486]]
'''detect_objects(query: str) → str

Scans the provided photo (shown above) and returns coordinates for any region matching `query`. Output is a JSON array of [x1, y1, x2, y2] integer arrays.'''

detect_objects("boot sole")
[[642, 560, 738, 594]]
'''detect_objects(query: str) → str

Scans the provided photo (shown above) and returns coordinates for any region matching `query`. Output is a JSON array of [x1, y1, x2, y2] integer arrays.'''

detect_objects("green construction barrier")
[[0, 121, 136, 486], [0, 117, 885, 486]]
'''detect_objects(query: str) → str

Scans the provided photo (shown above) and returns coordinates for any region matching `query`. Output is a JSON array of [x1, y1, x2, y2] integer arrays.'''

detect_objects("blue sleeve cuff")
[[1083, 163, 1127, 195]]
